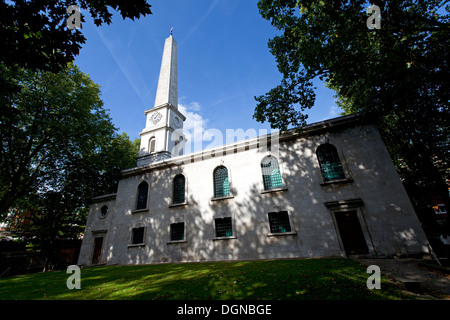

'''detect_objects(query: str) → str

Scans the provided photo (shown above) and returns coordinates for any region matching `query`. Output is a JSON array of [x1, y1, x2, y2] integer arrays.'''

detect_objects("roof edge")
[[122, 113, 367, 177]]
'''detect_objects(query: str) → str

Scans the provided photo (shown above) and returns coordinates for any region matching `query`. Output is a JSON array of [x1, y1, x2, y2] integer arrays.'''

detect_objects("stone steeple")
[[154, 32, 177, 109], [137, 31, 186, 167]]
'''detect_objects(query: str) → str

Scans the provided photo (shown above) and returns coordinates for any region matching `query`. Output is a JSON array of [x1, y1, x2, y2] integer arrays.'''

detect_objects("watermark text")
[[66, 265, 81, 289]]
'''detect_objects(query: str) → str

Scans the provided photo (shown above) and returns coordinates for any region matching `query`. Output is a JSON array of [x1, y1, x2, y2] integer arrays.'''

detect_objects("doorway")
[[92, 237, 104, 264], [334, 210, 369, 255]]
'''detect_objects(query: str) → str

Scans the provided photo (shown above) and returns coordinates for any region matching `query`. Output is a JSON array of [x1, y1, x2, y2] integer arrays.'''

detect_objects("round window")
[[174, 116, 181, 127]]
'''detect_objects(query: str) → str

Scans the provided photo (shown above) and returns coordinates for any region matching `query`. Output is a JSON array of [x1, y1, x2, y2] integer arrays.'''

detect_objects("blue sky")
[[74, 0, 341, 149]]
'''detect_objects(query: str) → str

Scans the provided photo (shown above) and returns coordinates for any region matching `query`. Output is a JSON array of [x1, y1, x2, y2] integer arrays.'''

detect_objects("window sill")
[[267, 231, 297, 237], [169, 202, 188, 208], [128, 243, 145, 248], [167, 240, 188, 244], [211, 195, 234, 202], [261, 187, 288, 194], [320, 178, 353, 186], [132, 208, 149, 214], [212, 236, 237, 241]]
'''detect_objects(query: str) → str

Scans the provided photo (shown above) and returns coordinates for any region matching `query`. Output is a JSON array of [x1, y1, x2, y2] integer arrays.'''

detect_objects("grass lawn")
[[0, 258, 414, 300]]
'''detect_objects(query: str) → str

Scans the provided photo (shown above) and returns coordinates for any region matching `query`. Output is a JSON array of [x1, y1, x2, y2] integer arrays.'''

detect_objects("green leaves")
[[0, 62, 138, 216], [0, 62, 139, 268], [0, 0, 152, 72]]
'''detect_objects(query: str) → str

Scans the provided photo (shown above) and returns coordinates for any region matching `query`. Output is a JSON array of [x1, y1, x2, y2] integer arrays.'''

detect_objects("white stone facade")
[[78, 33, 428, 266], [78, 115, 429, 266]]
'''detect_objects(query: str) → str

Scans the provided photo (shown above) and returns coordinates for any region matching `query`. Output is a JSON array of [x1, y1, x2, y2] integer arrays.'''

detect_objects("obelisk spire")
[[154, 31, 177, 109]]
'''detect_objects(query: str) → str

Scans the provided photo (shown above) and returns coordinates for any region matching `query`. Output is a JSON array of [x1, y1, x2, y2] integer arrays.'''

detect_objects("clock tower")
[[137, 31, 186, 167]]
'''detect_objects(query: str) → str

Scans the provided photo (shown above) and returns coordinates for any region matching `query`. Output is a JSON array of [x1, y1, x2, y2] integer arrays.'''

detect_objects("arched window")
[[173, 174, 185, 204], [100, 205, 108, 218], [149, 137, 156, 153], [316, 143, 346, 182], [213, 166, 230, 198], [136, 181, 149, 210], [261, 156, 283, 190]]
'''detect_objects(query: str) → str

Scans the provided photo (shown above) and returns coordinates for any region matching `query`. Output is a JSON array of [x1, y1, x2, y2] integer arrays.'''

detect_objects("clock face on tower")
[[150, 111, 162, 125]]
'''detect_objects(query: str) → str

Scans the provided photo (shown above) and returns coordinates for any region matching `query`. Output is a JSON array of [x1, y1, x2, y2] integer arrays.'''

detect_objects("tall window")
[[173, 174, 185, 204], [316, 144, 346, 182], [215, 217, 233, 237], [268, 211, 292, 234], [261, 156, 283, 190], [213, 166, 230, 198], [136, 181, 149, 210], [149, 138, 156, 153]]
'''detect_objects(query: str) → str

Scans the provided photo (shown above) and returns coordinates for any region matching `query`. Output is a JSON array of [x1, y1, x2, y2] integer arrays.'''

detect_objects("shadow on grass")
[[0, 258, 414, 300]]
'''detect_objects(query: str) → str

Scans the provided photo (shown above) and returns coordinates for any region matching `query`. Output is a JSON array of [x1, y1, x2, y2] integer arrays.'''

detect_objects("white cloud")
[[178, 102, 210, 152], [320, 105, 342, 121], [177, 101, 279, 155], [327, 105, 339, 118], [189, 101, 201, 111]]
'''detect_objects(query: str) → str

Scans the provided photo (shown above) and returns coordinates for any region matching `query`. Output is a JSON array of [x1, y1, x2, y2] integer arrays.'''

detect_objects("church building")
[[77, 33, 428, 266]]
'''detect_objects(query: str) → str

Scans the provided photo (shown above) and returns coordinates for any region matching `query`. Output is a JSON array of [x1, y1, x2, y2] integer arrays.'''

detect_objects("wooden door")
[[335, 211, 369, 255], [92, 237, 103, 264]]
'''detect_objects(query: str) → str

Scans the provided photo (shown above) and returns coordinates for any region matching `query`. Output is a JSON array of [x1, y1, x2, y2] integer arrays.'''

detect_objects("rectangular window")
[[170, 222, 185, 241], [320, 162, 346, 182], [262, 169, 283, 190], [215, 217, 233, 237], [173, 175, 186, 204], [268, 211, 292, 234], [131, 227, 145, 244]]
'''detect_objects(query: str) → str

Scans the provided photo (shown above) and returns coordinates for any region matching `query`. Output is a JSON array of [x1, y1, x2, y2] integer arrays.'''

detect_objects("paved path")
[[356, 258, 450, 299]]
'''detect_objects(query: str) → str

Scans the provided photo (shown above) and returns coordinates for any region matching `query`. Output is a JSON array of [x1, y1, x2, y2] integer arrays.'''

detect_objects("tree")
[[255, 0, 449, 233], [0, 0, 152, 72], [15, 191, 84, 271], [4, 132, 139, 270], [0, 63, 138, 219], [1, 63, 139, 269]]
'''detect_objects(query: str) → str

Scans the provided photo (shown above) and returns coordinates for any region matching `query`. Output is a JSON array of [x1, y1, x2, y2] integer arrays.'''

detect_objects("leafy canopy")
[[255, 0, 449, 130], [0, 0, 152, 71], [0, 63, 139, 219]]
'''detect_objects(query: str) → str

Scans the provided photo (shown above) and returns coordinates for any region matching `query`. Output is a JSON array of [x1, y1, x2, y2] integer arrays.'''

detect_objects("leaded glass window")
[[136, 181, 149, 210], [132, 227, 145, 244], [268, 211, 291, 234], [316, 144, 346, 182], [215, 217, 233, 237], [173, 174, 185, 204], [170, 222, 185, 241], [213, 166, 230, 198], [261, 156, 283, 190]]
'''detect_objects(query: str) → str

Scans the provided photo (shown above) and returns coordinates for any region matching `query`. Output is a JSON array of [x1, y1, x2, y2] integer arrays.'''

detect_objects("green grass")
[[0, 258, 414, 300]]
